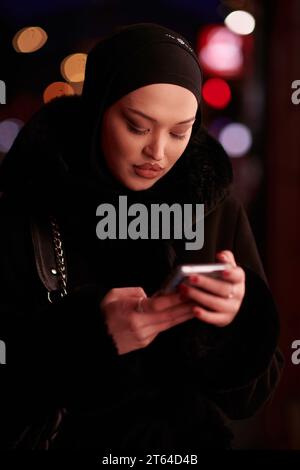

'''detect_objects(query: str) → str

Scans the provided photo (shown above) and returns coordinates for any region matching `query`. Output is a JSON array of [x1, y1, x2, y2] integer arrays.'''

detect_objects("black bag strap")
[[30, 215, 68, 303]]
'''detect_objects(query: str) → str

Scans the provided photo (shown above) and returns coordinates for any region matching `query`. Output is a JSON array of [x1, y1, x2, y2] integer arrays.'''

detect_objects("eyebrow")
[[125, 107, 196, 125]]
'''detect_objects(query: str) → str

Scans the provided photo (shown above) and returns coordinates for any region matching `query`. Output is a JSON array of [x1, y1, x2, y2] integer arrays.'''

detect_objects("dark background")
[[0, 0, 299, 449]]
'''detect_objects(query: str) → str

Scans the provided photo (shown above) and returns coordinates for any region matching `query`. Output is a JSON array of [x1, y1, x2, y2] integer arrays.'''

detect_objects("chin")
[[127, 180, 156, 191], [121, 174, 159, 191]]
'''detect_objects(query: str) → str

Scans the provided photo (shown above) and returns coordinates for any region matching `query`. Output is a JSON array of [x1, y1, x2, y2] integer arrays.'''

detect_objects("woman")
[[0, 23, 283, 451]]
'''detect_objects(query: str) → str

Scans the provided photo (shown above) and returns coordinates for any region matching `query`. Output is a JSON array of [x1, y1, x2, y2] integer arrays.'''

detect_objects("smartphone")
[[160, 263, 232, 294]]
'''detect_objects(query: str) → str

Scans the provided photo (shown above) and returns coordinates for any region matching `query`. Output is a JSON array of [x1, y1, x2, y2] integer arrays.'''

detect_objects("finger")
[[186, 268, 245, 298], [193, 306, 233, 327], [186, 274, 234, 299], [143, 292, 186, 312], [133, 301, 195, 327], [146, 311, 195, 336], [216, 250, 237, 267], [179, 284, 236, 313], [220, 266, 245, 284], [127, 295, 180, 315]]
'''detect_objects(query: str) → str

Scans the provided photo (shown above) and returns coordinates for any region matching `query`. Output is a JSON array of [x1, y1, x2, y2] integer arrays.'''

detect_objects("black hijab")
[[80, 22, 203, 203], [82, 23, 202, 130]]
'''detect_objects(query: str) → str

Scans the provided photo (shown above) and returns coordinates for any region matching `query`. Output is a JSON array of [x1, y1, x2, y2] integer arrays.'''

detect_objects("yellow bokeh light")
[[43, 82, 75, 104], [60, 53, 87, 83], [71, 82, 84, 95], [13, 26, 48, 53]]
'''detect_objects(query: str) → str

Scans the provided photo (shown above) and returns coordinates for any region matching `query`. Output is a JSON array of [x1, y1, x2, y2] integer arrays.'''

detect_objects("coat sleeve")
[[141, 194, 284, 420]]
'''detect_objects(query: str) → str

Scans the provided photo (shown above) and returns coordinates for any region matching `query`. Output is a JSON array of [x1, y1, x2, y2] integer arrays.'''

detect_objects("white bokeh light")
[[219, 123, 252, 157], [199, 26, 243, 76], [225, 10, 255, 36], [200, 43, 242, 73]]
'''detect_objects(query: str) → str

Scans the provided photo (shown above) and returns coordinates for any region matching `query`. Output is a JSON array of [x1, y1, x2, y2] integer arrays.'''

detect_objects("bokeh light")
[[225, 10, 255, 36], [43, 82, 75, 103], [202, 78, 231, 109], [208, 117, 232, 139], [198, 26, 243, 77], [71, 82, 84, 95], [219, 122, 252, 157], [0, 119, 24, 153], [60, 53, 87, 83], [12, 27, 48, 53]]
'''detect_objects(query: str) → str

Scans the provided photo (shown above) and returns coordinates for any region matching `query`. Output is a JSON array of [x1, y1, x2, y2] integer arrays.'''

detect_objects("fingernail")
[[193, 306, 202, 316], [222, 270, 231, 277], [179, 284, 189, 294], [189, 275, 198, 283], [178, 284, 189, 300]]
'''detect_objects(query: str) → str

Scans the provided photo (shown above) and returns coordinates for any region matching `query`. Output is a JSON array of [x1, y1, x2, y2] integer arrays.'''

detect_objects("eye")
[[126, 119, 187, 140], [126, 120, 149, 136], [171, 133, 187, 140]]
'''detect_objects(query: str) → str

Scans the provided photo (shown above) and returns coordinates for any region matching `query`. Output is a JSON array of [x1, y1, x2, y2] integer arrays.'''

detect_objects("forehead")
[[120, 83, 198, 119]]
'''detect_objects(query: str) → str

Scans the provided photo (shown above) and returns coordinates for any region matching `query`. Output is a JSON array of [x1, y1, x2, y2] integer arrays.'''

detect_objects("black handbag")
[[11, 215, 68, 450], [31, 215, 68, 304]]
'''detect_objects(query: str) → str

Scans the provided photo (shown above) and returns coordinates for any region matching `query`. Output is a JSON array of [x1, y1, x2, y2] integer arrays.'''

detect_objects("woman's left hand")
[[178, 250, 245, 327]]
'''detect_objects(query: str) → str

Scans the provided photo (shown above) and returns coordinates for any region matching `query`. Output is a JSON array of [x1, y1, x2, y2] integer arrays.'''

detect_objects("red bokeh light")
[[202, 78, 231, 109]]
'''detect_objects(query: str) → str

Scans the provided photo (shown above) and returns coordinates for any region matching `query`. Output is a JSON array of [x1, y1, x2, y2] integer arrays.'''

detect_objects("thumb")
[[102, 287, 147, 304], [127, 287, 147, 298]]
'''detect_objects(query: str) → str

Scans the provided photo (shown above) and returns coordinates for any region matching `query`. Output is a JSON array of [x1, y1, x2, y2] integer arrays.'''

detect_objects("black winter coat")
[[0, 96, 283, 451]]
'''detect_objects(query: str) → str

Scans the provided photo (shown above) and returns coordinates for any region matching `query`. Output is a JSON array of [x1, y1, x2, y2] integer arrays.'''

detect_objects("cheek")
[[168, 140, 189, 165], [109, 126, 140, 163]]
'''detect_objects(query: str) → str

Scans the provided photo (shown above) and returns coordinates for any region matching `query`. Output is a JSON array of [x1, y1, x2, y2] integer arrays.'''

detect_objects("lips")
[[133, 163, 164, 179], [134, 163, 163, 171]]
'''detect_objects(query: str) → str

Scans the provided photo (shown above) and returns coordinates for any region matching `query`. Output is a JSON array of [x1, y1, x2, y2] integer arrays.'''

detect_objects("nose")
[[143, 134, 165, 161]]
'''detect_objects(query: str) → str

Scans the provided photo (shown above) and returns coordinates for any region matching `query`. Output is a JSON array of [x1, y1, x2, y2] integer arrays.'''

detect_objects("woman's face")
[[100, 83, 198, 190]]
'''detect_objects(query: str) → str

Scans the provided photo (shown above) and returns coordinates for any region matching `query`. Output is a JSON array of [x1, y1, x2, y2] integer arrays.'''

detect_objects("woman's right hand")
[[100, 287, 195, 355]]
